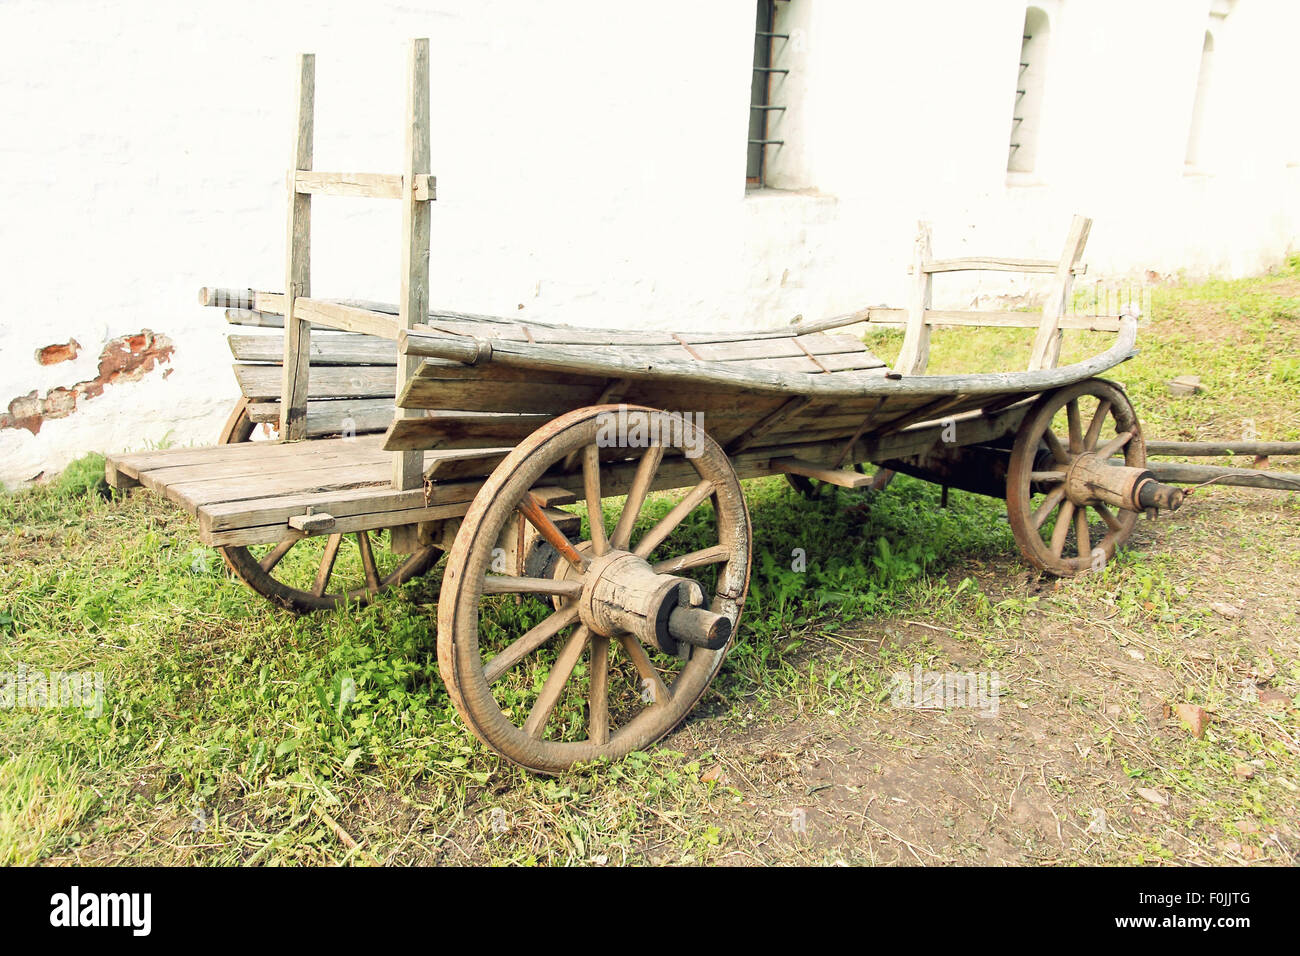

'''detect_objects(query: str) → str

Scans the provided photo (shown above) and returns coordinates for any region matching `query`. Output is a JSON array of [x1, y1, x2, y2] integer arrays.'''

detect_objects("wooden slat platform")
[[104, 436, 492, 547]]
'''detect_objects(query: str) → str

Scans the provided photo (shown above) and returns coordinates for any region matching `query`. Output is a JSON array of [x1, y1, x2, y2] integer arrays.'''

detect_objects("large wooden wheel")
[[438, 404, 751, 773], [1006, 379, 1148, 575], [214, 397, 440, 612]]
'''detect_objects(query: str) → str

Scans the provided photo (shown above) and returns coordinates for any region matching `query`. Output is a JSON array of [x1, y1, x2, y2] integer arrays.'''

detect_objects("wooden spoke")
[[611, 444, 666, 550], [1066, 399, 1083, 453], [653, 544, 731, 574], [483, 606, 580, 684], [588, 636, 610, 744], [1043, 429, 1070, 465], [616, 632, 671, 707], [311, 533, 343, 597], [1084, 400, 1112, 450], [518, 492, 587, 571], [522, 626, 590, 739], [634, 478, 714, 558], [1096, 430, 1134, 459], [1075, 507, 1092, 559], [1030, 470, 1066, 483], [582, 444, 608, 556], [1030, 485, 1067, 530], [482, 575, 583, 597], [1049, 501, 1075, 558], [356, 530, 381, 593], [1094, 502, 1123, 533], [260, 537, 298, 573]]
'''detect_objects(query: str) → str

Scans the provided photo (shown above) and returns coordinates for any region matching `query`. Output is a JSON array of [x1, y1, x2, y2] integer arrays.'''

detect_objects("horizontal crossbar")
[[292, 170, 435, 201]]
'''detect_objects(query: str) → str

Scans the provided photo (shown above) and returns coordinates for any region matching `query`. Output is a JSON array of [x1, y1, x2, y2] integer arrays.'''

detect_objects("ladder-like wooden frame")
[[278, 38, 435, 518], [894, 214, 1094, 375]]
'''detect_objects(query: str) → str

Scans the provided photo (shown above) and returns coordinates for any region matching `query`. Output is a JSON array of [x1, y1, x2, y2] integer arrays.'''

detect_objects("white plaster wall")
[[1, 0, 1296, 487]]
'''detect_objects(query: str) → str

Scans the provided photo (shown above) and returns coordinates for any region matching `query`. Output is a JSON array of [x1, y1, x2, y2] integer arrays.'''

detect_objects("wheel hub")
[[563, 549, 733, 653], [1064, 453, 1184, 513]]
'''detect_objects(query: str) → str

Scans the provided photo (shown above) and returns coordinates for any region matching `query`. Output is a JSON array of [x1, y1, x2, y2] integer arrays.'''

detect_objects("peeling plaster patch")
[[35, 339, 81, 365], [1, 330, 174, 435]]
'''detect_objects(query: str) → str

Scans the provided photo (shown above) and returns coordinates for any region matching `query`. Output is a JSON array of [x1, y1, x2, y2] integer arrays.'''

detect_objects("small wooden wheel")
[[438, 404, 751, 773], [214, 397, 439, 612], [219, 531, 440, 613], [217, 396, 260, 445], [1006, 379, 1146, 575]]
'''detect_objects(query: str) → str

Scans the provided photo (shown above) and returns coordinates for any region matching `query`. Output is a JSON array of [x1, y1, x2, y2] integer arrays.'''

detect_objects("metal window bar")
[[747, 0, 787, 186], [1009, 31, 1033, 164]]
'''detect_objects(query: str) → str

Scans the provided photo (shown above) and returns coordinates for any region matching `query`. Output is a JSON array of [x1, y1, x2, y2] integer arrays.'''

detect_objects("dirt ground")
[[625, 488, 1299, 866]]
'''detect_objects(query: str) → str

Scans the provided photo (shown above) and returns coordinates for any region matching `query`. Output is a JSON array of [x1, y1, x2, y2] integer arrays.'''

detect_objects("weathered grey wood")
[[398, 315, 1138, 400], [293, 170, 434, 200], [247, 399, 394, 436], [229, 333, 396, 366], [279, 53, 315, 439], [1028, 214, 1092, 371], [922, 256, 1087, 276], [382, 411, 554, 450], [294, 298, 400, 339], [394, 37, 432, 493], [225, 308, 283, 328], [1145, 441, 1300, 457], [894, 222, 933, 375], [235, 364, 395, 400], [771, 458, 878, 489], [1112, 459, 1300, 491], [860, 308, 1123, 332]]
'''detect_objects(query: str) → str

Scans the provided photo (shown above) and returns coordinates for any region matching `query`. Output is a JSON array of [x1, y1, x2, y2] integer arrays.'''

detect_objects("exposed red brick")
[[35, 339, 81, 365], [1, 330, 175, 435]]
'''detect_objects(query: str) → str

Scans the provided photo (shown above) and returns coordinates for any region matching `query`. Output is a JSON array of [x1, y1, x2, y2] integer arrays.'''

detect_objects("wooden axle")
[[1064, 454, 1183, 513]]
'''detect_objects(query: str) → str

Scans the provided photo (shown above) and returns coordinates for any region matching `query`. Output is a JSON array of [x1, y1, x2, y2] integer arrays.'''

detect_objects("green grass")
[[1, 258, 1297, 865]]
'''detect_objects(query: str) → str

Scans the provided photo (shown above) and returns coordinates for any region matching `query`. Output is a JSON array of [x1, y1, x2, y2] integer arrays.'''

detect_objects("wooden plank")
[[1028, 214, 1092, 371], [199, 287, 257, 309], [1131, 460, 1300, 492], [394, 37, 432, 493], [293, 298, 401, 339], [382, 411, 554, 451], [137, 443, 388, 494], [1145, 441, 1300, 457], [108, 434, 387, 479], [770, 458, 878, 489], [893, 221, 933, 375], [279, 53, 314, 439], [293, 170, 435, 200], [206, 500, 468, 547], [225, 308, 283, 328], [923, 257, 1087, 276], [235, 364, 395, 400], [860, 309, 1122, 332], [229, 333, 396, 365], [247, 399, 394, 436]]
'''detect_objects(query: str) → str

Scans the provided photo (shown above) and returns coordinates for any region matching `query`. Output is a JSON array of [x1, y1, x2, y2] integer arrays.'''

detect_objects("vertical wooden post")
[[895, 222, 933, 375], [279, 54, 315, 440], [1028, 214, 1091, 371], [390, 38, 431, 552], [394, 36, 431, 490]]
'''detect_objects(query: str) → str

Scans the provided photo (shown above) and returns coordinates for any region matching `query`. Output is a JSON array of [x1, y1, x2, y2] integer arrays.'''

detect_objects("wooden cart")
[[104, 40, 1187, 772]]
